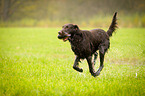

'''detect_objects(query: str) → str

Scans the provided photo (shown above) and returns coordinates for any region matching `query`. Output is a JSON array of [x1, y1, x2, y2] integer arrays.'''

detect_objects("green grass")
[[0, 27, 145, 96]]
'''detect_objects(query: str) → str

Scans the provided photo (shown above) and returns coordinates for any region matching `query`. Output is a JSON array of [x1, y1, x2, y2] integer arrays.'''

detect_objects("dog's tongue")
[[63, 37, 69, 42]]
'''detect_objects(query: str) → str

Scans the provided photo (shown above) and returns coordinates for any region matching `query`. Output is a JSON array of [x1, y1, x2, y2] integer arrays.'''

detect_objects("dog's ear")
[[73, 25, 79, 30], [73, 24, 82, 36]]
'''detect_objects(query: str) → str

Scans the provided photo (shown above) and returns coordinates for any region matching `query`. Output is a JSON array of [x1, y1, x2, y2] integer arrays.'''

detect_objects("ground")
[[0, 28, 145, 96]]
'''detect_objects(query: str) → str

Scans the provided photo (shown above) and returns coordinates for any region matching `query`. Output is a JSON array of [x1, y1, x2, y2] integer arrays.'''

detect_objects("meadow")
[[0, 27, 145, 96]]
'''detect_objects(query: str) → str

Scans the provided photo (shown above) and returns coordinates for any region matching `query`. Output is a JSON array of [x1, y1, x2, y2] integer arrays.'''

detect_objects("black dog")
[[58, 12, 117, 77]]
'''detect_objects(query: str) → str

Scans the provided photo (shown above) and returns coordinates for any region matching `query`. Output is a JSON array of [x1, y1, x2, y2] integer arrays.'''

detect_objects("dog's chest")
[[69, 36, 92, 58]]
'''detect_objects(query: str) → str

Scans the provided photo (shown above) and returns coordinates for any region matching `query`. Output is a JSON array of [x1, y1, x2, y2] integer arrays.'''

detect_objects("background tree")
[[0, 0, 25, 21], [0, 0, 145, 27]]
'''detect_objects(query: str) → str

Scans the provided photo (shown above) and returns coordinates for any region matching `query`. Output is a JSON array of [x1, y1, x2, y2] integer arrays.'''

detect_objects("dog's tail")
[[107, 12, 117, 37]]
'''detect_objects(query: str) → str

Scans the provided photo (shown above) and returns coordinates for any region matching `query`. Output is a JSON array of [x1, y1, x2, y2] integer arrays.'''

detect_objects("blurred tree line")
[[0, 0, 145, 27]]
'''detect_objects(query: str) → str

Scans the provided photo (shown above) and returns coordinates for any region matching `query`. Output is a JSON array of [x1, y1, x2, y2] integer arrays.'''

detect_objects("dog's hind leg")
[[95, 51, 105, 75], [86, 56, 100, 77], [96, 44, 108, 76], [93, 52, 98, 65], [73, 56, 83, 72]]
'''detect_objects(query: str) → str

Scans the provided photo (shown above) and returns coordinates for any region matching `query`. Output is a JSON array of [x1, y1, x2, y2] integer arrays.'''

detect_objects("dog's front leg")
[[73, 56, 83, 72]]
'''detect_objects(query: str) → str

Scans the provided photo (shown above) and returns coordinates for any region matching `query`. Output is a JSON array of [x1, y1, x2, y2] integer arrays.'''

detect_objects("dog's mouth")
[[58, 31, 71, 42], [62, 36, 69, 42]]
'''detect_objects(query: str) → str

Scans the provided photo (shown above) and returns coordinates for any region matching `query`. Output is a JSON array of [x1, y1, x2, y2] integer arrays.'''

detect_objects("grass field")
[[0, 27, 145, 96]]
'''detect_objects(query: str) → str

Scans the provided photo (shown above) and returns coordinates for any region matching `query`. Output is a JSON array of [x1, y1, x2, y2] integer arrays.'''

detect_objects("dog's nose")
[[58, 31, 62, 35]]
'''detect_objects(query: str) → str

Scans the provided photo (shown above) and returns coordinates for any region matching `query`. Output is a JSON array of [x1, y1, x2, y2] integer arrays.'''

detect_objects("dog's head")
[[58, 24, 79, 42]]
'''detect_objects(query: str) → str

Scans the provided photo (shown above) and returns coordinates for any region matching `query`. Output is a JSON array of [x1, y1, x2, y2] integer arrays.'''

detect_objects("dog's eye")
[[65, 26, 68, 28]]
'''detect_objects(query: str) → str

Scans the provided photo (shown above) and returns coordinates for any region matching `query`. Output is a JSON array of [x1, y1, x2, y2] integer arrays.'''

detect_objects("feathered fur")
[[107, 12, 117, 37], [58, 12, 118, 77]]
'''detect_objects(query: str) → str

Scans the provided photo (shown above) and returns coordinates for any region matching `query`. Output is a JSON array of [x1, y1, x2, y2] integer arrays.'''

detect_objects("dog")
[[58, 12, 117, 77]]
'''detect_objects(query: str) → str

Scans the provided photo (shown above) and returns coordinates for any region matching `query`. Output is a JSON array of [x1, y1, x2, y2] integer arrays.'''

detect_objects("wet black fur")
[[58, 12, 117, 77]]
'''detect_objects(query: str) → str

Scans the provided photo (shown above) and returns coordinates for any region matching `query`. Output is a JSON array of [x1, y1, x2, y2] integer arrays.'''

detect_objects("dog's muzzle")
[[58, 31, 71, 42]]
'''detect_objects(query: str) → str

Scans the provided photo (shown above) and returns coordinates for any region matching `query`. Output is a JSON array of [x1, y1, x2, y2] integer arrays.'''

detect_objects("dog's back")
[[90, 29, 109, 41]]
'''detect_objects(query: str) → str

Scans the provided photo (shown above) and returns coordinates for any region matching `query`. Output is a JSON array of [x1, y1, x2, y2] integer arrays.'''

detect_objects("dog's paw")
[[91, 70, 100, 77], [73, 66, 83, 72], [95, 71, 100, 76], [79, 68, 83, 72]]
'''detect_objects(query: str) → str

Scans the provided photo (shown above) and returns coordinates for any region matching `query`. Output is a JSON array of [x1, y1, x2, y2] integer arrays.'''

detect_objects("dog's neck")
[[69, 33, 83, 45]]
